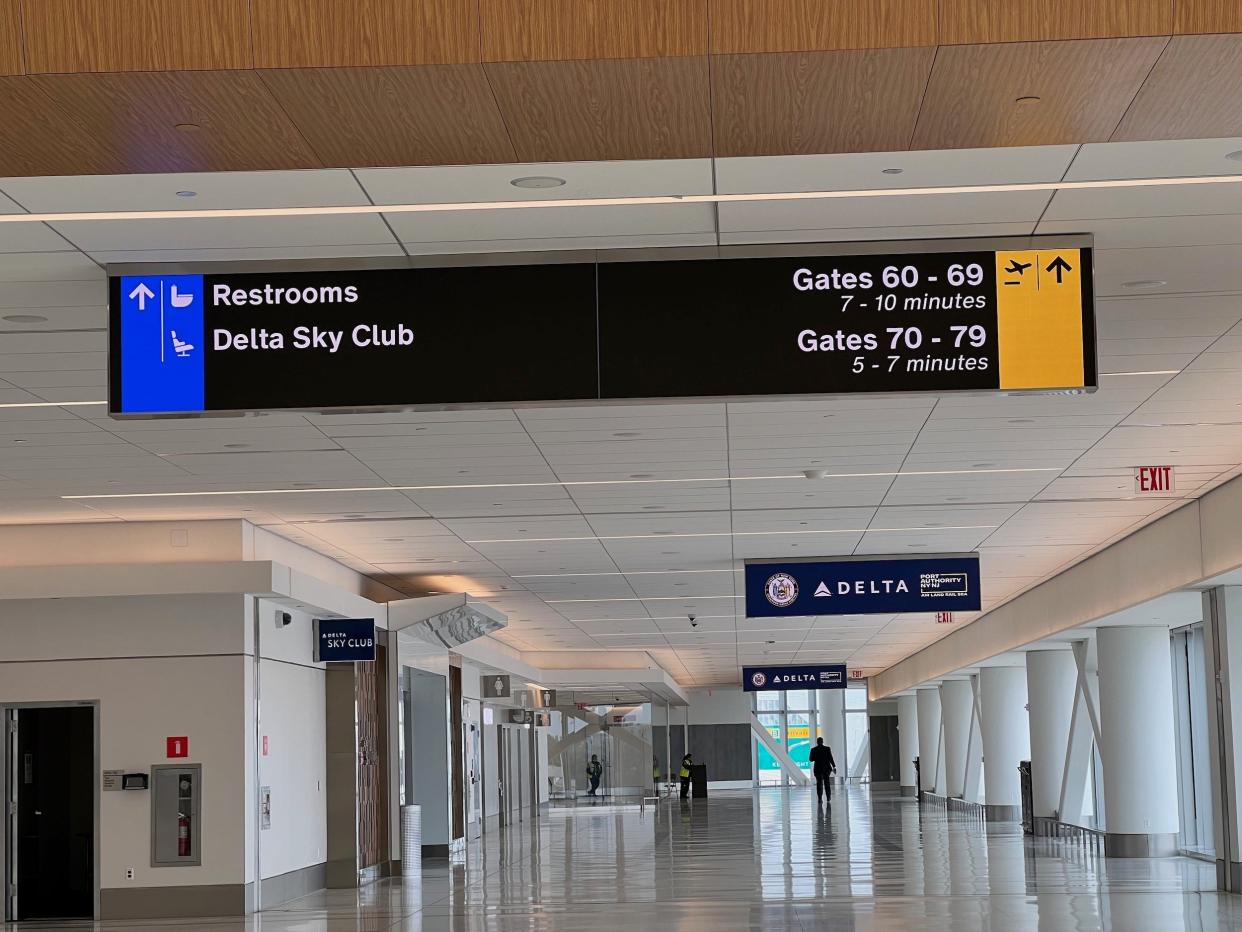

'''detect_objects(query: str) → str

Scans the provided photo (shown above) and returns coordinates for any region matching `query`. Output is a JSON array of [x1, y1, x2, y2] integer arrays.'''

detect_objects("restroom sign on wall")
[[1134, 465, 1175, 494]]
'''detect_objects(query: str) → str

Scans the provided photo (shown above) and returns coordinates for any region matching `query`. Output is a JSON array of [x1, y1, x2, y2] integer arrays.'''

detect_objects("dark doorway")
[[869, 715, 900, 783], [11, 706, 95, 920]]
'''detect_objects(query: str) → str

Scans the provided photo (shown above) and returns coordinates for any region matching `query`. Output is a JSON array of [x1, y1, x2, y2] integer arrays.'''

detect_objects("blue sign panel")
[[117, 274, 206, 414], [314, 618, 376, 663], [744, 555, 981, 617], [743, 663, 847, 692]]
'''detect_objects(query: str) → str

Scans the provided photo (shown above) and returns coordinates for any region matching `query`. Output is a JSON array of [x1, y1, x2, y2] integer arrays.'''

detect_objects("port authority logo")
[[764, 572, 799, 608], [750, 671, 768, 688]]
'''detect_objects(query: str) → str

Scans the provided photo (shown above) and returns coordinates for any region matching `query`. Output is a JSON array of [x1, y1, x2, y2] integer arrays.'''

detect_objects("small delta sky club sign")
[[744, 555, 981, 617], [743, 664, 848, 692]]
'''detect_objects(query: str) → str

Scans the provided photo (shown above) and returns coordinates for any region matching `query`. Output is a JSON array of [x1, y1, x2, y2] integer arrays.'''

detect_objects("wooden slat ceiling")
[[0, 0, 1237, 174]]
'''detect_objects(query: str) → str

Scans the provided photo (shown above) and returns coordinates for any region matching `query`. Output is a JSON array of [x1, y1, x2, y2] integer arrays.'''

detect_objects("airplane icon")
[[1004, 259, 1032, 275], [170, 331, 195, 358], [170, 285, 194, 308]]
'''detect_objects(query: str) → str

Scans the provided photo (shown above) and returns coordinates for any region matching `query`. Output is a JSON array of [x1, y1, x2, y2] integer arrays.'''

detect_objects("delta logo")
[[813, 579, 910, 597]]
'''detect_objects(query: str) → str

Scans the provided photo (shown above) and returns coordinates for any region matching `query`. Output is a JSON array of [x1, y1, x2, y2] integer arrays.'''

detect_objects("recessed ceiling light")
[[1122, 280, 1167, 289], [510, 176, 566, 189], [3, 314, 47, 323], [613, 431, 640, 438], [630, 473, 654, 479], [1227, 150, 1242, 162], [881, 168, 904, 175], [175, 190, 197, 198], [1009, 419, 1034, 424], [224, 442, 249, 449], [803, 469, 827, 480], [174, 122, 202, 133], [1014, 95, 1041, 104], [12, 438, 26, 443]]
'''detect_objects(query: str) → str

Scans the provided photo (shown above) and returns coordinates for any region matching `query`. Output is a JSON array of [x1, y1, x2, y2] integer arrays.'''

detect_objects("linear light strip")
[[466, 524, 997, 544], [0, 400, 107, 409], [550, 595, 744, 603], [514, 568, 742, 578], [62, 467, 1059, 500], [7, 174, 1242, 225]]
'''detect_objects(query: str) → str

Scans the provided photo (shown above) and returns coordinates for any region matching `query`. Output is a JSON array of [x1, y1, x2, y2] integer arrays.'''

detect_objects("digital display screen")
[[108, 241, 1094, 416]]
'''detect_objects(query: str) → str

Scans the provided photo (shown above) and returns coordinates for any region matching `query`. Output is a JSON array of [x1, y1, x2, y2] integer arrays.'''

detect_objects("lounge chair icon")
[[170, 331, 195, 358]]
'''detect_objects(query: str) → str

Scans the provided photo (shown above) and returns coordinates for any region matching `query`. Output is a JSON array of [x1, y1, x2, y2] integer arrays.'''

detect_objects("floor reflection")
[[6, 785, 1239, 931]]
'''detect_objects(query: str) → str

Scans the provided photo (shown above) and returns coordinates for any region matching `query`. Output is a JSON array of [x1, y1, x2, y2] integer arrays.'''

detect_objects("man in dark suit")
[[808, 737, 837, 805]]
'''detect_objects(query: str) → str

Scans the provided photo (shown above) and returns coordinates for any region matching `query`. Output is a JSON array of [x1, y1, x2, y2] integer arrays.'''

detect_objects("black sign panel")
[[110, 241, 1094, 416], [313, 618, 376, 663], [742, 663, 848, 692]]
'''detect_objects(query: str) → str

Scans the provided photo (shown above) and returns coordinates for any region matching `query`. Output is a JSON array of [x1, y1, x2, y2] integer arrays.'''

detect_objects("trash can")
[[400, 804, 422, 874], [690, 763, 708, 798], [1018, 761, 1033, 835]]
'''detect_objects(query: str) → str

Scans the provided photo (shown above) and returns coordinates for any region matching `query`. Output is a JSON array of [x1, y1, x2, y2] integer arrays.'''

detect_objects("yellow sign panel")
[[787, 726, 810, 739], [994, 249, 1086, 391]]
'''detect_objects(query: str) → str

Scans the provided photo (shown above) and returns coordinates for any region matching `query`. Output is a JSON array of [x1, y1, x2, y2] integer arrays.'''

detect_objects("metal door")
[[464, 715, 483, 839], [4, 709, 15, 921]]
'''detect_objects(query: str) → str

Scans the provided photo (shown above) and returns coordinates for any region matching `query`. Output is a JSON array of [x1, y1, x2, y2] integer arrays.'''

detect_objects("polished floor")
[[7, 785, 1241, 931]]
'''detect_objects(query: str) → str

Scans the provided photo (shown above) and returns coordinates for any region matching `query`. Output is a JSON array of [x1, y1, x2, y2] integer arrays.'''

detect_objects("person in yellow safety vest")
[[679, 752, 693, 798], [653, 755, 662, 794]]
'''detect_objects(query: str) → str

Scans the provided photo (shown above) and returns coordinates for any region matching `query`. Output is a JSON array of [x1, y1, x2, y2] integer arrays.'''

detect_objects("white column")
[[1204, 587, 1242, 890], [1097, 625, 1179, 856], [819, 688, 846, 784], [1025, 649, 1077, 823], [915, 687, 941, 794], [979, 666, 1030, 821], [897, 694, 920, 797], [940, 680, 974, 798]]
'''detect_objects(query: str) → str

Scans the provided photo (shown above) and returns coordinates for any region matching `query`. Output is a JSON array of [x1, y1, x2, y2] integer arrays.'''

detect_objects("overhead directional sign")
[[108, 238, 1094, 416], [743, 663, 848, 692], [744, 555, 982, 618]]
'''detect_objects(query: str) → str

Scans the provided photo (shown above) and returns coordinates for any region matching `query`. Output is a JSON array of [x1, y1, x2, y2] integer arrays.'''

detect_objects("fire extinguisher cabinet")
[[151, 763, 202, 866]]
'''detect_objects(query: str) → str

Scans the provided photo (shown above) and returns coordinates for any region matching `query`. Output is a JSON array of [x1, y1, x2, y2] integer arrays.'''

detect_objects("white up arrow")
[[128, 282, 155, 310]]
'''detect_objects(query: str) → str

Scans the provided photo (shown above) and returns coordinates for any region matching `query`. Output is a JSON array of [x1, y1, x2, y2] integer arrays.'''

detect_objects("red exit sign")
[[1134, 465, 1175, 494]]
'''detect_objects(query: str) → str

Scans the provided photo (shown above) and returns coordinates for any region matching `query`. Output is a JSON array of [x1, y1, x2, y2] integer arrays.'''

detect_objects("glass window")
[[845, 687, 867, 710], [756, 713, 783, 785], [785, 690, 811, 711], [844, 712, 870, 783], [787, 712, 812, 774], [755, 691, 782, 712]]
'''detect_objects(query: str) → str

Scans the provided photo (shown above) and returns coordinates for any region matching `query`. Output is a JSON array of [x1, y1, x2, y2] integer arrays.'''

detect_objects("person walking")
[[808, 737, 837, 805], [679, 752, 694, 798], [586, 754, 603, 797]]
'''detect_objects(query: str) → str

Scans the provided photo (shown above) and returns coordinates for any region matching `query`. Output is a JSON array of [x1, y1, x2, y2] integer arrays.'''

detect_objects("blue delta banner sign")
[[314, 618, 377, 663], [744, 555, 981, 618], [743, 663, 847, 692]]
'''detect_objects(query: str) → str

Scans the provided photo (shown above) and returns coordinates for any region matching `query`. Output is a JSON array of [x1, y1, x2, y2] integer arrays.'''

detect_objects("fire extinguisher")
[[178, 813, 191, 857]]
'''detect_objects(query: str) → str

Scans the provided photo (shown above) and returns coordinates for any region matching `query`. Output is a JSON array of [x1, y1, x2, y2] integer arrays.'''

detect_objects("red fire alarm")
[[166, 736, 189, 759]]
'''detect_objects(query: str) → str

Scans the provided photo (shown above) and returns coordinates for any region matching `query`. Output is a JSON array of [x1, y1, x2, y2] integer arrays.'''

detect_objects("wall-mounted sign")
[[508, 709, 533, 725], [482, 675, 512, 699], [313, 617, 376, 662], [103, 769, 125, 791], [108, 239, 1095, 416], [935, 612, 955, 625], [744, 555, 981, 617], [1134, 465, 1175, 494], [849, 669, 866, 680], [166, 736, 188, 759], [537, 689, 557, 708], [743, 663, 847, 692]]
